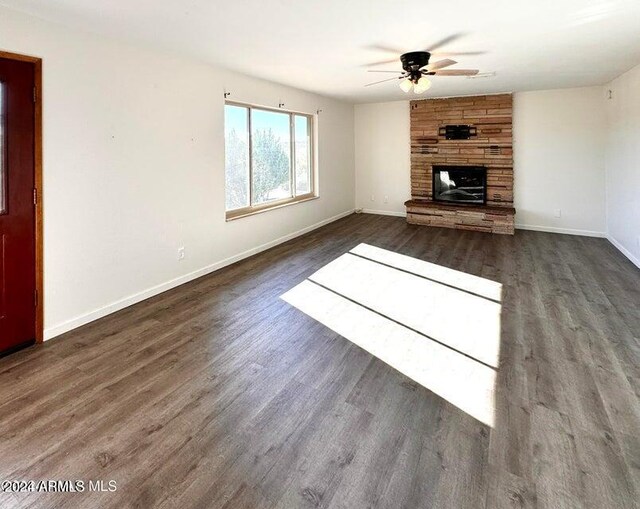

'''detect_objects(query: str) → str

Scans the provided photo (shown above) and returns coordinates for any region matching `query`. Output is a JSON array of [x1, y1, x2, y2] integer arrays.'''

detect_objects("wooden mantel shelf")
[[404, 200, 516, 215], [405, 199, 515, 235]]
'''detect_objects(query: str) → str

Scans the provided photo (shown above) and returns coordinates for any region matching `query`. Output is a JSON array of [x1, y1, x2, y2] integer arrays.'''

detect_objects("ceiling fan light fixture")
[[413, 76, 432, 94], [364, 48, 479, 92], [399, 78, 413, 93]]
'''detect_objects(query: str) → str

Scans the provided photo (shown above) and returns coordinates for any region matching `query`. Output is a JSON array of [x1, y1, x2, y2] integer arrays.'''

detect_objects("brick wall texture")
[[410, 93, 513, 207]]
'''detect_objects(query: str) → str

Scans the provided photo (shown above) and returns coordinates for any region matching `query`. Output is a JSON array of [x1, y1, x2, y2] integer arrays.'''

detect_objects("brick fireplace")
[[405, 93, 515, 234]]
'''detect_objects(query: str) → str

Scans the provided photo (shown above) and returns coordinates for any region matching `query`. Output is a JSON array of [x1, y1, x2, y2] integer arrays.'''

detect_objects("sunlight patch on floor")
[[281, 243, 503, 427]]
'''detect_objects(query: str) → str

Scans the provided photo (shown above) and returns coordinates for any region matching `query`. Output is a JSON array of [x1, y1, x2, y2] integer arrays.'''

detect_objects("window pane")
[[0, 83, 5, 213], [251, 109, 291, 205], [224, 105, 250, 210], [294, 115, 312, 196]]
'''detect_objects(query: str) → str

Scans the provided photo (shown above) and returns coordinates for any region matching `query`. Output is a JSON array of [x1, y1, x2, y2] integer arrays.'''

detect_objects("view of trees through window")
[[251, 109, 290, 205], [224, 105, 250, 210], [224, 104, 313, 212]]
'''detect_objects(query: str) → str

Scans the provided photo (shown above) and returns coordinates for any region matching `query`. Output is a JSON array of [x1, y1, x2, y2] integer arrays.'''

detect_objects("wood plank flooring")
[[1, 213, 639, 508]]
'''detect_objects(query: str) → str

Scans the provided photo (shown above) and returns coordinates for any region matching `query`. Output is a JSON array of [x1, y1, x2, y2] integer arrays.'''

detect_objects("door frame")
[[0, 50, 43, 343]]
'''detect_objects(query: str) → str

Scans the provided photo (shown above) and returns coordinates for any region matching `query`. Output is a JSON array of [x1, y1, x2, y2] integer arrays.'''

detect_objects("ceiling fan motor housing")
[[400, 51, 431, 71], [400, 51, 431, 83]]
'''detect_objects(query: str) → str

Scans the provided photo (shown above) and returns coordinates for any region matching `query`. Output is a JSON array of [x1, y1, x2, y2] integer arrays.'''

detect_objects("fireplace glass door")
[[433, 166, 487, 205]]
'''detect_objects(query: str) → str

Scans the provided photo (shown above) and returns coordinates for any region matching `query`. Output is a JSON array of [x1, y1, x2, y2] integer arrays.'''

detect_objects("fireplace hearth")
[[433, 165, 487, 205]]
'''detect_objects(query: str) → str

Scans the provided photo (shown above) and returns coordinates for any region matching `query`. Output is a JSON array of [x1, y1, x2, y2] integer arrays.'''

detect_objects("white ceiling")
[[3, 0, 640, 103]]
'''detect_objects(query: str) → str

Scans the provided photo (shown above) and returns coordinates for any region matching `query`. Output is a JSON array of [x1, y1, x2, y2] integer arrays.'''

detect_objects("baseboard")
[[361, 209, 407, 218], [359, 214, 606, 237], [44, 209, 355, 340], [515, 224, 606, 238], [607, 235, 640, 269]]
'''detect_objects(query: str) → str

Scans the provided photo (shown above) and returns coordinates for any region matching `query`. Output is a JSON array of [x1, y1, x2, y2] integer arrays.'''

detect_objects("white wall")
[[354, 89, 608, 236], [0, 6, 355, 339], [513, 87, 606, 236], [354, 101, 410, 216], [605, 63, 640, 268]]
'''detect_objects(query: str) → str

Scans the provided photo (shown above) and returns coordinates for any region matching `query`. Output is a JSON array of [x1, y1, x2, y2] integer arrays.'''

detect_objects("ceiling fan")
[[365, 51, 480, 93]]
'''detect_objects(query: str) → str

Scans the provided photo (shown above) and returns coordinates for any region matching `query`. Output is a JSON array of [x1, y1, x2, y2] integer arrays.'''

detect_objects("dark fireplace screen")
[[432, 165, 487, 205]]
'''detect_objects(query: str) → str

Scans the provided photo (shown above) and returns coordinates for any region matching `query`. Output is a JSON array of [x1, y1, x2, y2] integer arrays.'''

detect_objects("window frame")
[[224, 101, 317, 221]]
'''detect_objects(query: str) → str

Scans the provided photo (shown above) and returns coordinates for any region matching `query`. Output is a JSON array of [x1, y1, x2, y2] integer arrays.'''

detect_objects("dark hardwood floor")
[[1, 213, 639, 508]]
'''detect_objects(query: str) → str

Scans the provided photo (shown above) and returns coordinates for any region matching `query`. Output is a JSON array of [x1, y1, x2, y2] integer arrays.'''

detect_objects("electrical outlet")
[[554, 209, 561, 218], [370, 194, 375, 202], [178, 247, 185, 261], [384, 195, 389, 203]]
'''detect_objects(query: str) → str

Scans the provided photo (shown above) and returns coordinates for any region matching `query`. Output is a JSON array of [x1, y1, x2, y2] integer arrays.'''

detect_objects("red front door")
[[0, 57, 36, 355]]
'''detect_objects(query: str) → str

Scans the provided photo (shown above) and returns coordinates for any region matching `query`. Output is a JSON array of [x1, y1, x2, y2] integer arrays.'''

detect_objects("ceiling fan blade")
[[431, 50, 486, 57], [433, 69, 480, 76], [364, 76, 402, 87], [425, 58, 457, 71], [363, 57, 400, 67], [365, 43, 405, 55], [425, 33, 465, 52], [367, 70, 404, 74]]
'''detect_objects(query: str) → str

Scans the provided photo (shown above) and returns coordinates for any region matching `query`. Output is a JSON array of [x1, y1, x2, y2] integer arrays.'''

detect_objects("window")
[[225, 103, 315, 219]]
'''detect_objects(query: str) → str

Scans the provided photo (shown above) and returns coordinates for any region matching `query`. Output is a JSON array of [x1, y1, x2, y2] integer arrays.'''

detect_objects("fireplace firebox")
[[432, 165, 487, 205]]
